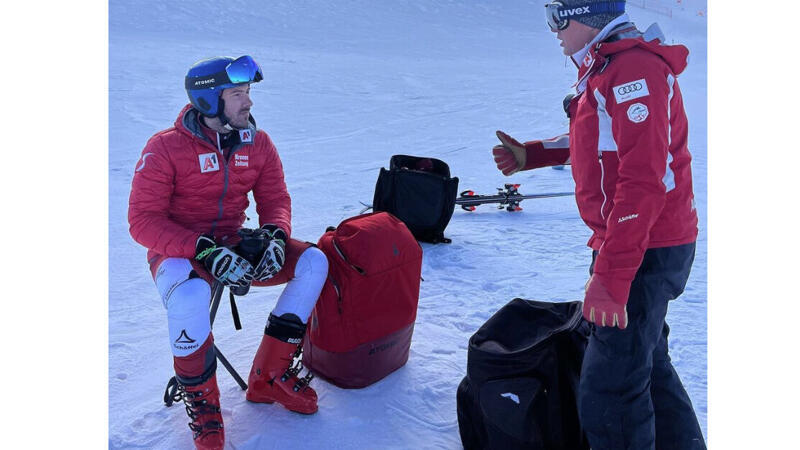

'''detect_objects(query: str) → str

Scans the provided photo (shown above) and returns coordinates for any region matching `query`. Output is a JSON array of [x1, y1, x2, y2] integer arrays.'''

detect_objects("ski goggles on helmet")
[[225, 55, 263, 84], [185, 55, 263, 90], [544, 1, 626, 30]]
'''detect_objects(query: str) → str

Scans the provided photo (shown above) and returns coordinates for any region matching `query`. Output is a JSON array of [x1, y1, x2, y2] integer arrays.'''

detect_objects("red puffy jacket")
[[523, 24, 698, 304], [128, 104, 292, 265]]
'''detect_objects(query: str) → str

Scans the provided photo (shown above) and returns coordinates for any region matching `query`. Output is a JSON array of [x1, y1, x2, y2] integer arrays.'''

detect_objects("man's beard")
[[230, 111, 250, 129]]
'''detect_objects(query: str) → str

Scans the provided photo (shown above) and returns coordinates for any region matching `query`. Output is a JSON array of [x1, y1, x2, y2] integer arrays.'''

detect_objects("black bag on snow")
[[456, 298, 591, 450], [372, 154, 459, 244]]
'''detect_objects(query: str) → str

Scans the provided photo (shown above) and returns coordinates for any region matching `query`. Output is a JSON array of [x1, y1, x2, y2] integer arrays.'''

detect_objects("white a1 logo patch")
[[198, 153, 220, 173], [613, 78, 649, 104], [239, 129, 253, 144], [627, 103, 649, 123]]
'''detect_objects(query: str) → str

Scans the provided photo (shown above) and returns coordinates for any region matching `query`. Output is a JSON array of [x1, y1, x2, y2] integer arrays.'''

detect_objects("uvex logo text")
[[560, 6, 590, 17]]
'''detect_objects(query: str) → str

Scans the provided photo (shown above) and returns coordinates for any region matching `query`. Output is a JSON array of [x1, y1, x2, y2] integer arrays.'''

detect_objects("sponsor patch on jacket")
[[627, 103, 649, 123], [583, 52, 593, 68], [613, 78, 649, 104], [198, 153, 220, 173], [235, 154, 249, 167], [239, 129, 253, 144]]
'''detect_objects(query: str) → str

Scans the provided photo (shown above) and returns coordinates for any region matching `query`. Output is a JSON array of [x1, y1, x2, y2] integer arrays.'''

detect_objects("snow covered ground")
[[109, 1, 708, 448]]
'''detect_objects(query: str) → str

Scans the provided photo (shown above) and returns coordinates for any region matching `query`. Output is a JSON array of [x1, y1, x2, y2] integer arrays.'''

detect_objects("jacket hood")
[[573, 21, 689, 94], [598, 22, 689, 76]]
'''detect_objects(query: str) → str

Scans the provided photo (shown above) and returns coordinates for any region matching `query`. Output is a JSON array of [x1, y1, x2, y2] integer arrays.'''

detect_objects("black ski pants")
[[579, 242, 706, 450]]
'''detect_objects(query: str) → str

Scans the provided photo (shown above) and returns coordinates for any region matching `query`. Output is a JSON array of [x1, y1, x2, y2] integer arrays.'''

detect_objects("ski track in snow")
[[110, 1, 707, 448]]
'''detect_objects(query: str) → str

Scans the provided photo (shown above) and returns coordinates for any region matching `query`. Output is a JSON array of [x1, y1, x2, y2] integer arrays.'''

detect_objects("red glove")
[[492, 130, 527, 176], [583, 275, 628, 330]]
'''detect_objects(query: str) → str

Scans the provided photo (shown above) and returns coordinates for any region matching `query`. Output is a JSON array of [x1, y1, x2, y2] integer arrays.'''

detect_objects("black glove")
[[252, 224, 287, 281], [195, 234, 255, 287]]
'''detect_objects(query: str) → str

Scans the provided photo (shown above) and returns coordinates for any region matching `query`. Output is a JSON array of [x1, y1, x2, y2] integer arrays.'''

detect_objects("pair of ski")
[[456, 183, 573, 212], [361, 183, 573, 214]]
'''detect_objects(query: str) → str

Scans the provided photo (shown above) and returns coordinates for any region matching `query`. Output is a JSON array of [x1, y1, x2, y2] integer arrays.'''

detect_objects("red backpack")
[[302, 212, 423, 388]]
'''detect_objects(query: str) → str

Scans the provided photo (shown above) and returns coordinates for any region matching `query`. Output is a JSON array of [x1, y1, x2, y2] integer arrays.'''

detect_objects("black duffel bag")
[[457, 298, 591, 450], [372, 154, 458, 244]]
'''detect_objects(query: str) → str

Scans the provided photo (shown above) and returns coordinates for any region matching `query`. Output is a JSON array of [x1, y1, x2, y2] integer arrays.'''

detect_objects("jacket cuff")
[[589, 273, 632, 306], [522, 141, 570, 170], [260, 221, 291, 238]]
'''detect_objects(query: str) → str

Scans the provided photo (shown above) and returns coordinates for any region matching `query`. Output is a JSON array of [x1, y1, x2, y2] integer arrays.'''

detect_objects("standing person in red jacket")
[[492, 2, 705, 448], [128, 55, 328, 450]]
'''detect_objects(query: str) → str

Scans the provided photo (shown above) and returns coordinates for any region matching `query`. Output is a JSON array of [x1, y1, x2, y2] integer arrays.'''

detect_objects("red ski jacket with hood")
[[523, 19, 699, 304], [128, 104, 292, 266]]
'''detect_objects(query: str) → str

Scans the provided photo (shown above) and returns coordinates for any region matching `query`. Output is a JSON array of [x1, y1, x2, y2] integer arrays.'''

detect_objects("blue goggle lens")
[[226, 55, 263, 84]]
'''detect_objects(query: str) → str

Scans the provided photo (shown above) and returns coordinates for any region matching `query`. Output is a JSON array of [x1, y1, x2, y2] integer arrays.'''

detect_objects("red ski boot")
[[165, 375, 225, 450], [246, 313, 318, 414], [164, 334, 224, 450]]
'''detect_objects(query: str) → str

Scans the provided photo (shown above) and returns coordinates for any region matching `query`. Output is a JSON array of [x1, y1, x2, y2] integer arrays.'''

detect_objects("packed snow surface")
[[110, 1, 707, 448]]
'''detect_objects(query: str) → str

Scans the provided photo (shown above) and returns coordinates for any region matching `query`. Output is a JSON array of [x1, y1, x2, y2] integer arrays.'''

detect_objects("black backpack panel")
[[372, 155, 459, 244], [457, 298, 591, 450]]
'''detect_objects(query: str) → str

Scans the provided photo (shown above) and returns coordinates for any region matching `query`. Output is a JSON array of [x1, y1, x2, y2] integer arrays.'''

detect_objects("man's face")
[[551, 20, 600, 56], [221, 84, 253, 129]]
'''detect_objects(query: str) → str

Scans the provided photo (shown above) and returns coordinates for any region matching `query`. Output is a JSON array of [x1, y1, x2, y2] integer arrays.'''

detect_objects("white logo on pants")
[[155, 258, 212, 357]]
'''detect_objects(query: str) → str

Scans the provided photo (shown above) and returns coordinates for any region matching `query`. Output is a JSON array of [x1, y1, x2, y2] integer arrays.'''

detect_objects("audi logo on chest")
[[612, 78, 650, 104], [617, 83, 643, 95]]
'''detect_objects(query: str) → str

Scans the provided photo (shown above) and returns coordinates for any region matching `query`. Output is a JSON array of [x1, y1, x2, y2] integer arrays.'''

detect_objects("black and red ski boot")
[[165, 374, 225, 450], [164, 333, 224, 450], [246, 313, 318, 414]]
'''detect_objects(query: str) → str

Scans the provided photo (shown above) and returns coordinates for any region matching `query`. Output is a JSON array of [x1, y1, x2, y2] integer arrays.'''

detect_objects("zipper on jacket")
[[210, 133, 229, 236], [598, 153, 608, 220]]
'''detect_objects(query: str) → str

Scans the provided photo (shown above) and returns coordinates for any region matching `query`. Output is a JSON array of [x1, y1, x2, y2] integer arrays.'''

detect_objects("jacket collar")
[[175, 104, 258, 149], [570, 14, 632, 69]]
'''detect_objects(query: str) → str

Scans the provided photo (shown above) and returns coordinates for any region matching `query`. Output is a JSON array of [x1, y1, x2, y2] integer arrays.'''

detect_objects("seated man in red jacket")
[[492, 2, 705, 449], [128, 55, 328, 450]]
